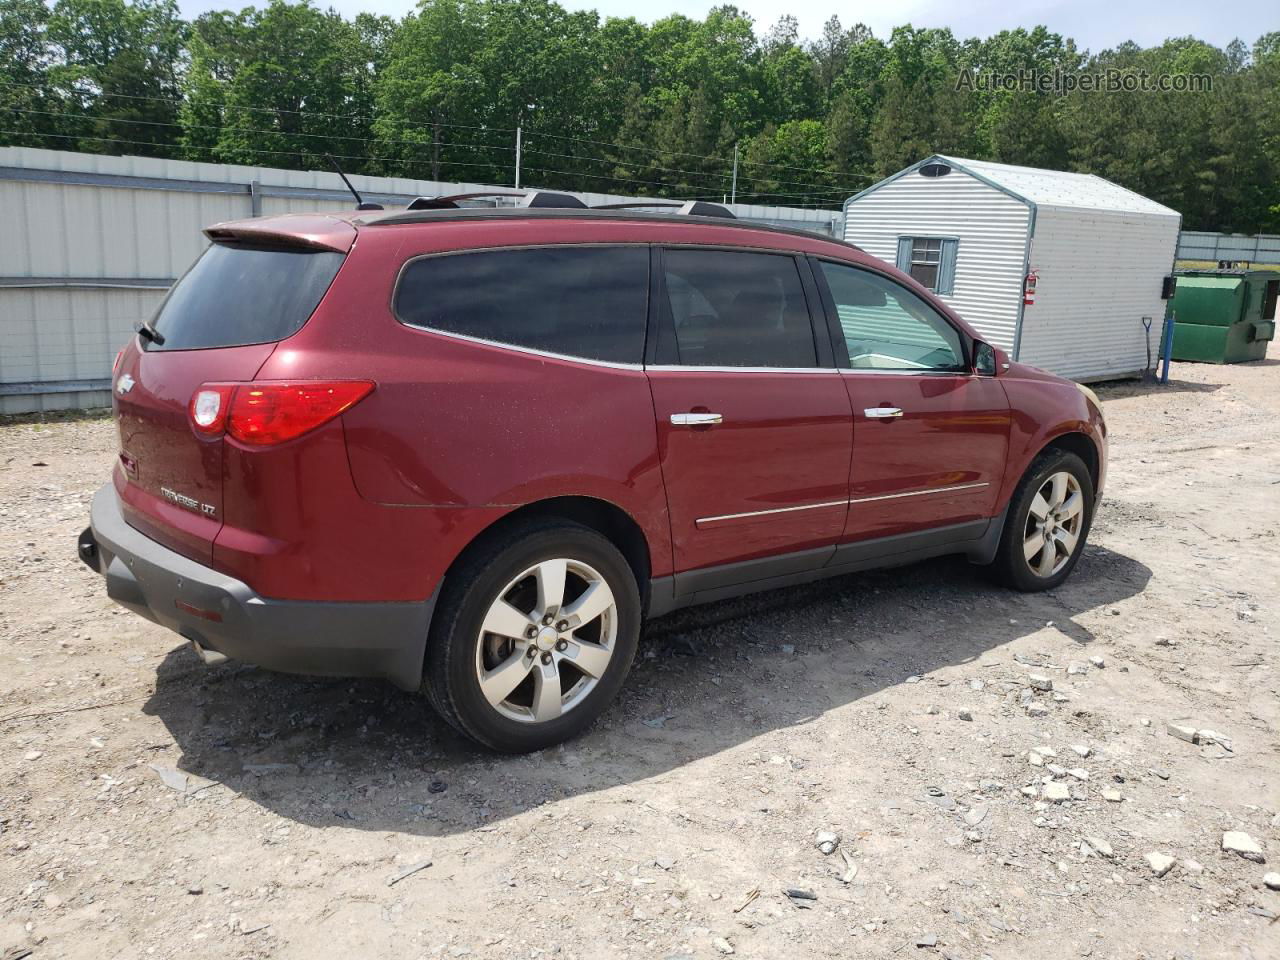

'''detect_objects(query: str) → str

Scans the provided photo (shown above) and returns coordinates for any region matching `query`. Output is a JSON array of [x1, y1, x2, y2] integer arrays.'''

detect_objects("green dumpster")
[[1170, 269, 1277, 363]]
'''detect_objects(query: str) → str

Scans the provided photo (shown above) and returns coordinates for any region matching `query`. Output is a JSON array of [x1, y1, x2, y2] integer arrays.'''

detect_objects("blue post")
[[1159, 311, 1176, 384]]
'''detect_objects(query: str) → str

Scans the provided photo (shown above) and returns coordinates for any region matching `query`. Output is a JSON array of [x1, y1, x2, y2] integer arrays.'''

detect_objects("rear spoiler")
[[203, 216, 358, 253]]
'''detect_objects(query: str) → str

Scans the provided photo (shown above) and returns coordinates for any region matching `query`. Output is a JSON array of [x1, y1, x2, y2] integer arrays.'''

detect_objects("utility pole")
[[514, 126, 522, 190], [731, 141, 739, 205]]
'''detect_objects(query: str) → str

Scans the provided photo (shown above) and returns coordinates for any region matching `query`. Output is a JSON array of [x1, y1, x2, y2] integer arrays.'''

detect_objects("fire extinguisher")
[[1023, 269, 1038, 306]]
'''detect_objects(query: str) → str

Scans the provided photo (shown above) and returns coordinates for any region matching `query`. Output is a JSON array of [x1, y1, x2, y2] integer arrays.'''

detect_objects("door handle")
[[864, 407, 903, 419], [670, 412, 723, 426]]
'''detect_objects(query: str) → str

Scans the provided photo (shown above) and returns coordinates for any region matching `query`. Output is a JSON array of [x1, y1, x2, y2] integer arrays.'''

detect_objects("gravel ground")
[[1, 361, 1278, 960]]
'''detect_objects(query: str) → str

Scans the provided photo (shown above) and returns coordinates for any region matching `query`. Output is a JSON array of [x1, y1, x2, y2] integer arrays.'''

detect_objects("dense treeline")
[[2, 0, 1278, 229]]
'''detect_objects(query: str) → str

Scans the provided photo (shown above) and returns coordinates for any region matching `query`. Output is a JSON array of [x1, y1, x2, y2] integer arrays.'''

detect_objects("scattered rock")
[[916, 934, 938, 948], [1263, 873, 1280, 891], [1067, 768, 1089, 781], [655, 856, 676, 871], [1088, 655, 1105, 668], [428, 780, 448, 794], [784, 887, 817, 907], [1070, 744, 1091, 758], [1043, 782, 1070, 802], [1027, 704, 1049, 718], [964, 805, 988, 827], [839, 850, 859, 883], [1146, 853, 1176, 878], [1182, 859, 1204, 876], [1155, 636, 1175, 647], [713, 938, 735, 955], [1028, 752, 1044, 768], [957, 710, 973, 722], [1102, 788, 1123, 803], [925, 704, 941, 715], [1198, 730, 1233, 752], [815, 831, 839, 855], [1067, 662, 1088, 676], [149, 764, 216, 795], [1084, 837, 1113, 858], [1167, 722, 1199, 744], [23, 750, 43, 761], [1222, 831, 1265, 863], [1020, 786, 1038, 798], [1028, 674, 1053, 692], [779, 644, 796, 655]]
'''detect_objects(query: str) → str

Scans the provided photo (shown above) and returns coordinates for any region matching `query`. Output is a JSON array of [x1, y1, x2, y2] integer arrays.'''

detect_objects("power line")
[[6, 106, 852, 202], [0, 128, 503, 172], [0, 76, 873, 185], [522, 143, 866, 194], [7, 106, 516, 156]]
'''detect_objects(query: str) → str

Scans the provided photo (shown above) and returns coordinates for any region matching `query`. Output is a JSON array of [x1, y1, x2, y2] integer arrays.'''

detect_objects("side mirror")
[[974, 340, 997, 376]]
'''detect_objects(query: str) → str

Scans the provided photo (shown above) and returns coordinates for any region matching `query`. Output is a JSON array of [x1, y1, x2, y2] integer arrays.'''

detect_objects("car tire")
[[423, 517, 641, 752], [991, 448, 1095, 592]]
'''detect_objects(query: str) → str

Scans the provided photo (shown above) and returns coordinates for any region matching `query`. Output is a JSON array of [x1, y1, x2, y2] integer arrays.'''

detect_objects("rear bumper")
[[82, 484, 435, 690]]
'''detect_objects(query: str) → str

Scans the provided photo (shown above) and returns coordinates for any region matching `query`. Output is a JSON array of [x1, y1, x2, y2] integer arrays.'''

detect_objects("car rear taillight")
[[190, 384, 236, 436], [189, 381, 374, 445]]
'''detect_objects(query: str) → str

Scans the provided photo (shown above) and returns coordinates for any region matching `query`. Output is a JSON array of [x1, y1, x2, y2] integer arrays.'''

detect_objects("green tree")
[[181, 0, 377, 171], [45, 0, 185, 156]]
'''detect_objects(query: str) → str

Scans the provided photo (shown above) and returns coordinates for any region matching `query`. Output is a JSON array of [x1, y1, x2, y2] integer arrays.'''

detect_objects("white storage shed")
[[842, 154, 1181, 381]]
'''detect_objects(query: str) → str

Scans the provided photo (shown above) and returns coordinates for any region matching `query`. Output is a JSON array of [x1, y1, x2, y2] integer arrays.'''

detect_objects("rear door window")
[[146, 243, 345, 351], [659, 249, 818, 368], [394, 246, 649, 364]]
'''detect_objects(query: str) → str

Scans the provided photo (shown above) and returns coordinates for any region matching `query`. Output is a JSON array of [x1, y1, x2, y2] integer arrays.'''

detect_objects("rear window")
[[394, 246, 649, 364], [145, 243, 345, 351]]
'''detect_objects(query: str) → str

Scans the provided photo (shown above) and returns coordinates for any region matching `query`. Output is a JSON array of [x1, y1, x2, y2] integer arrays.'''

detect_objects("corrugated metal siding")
[[1, 147, 839, 412], [0, 286, 162, 413], [1017, 208, 1180, 381], [843, 168, 1029, 351]]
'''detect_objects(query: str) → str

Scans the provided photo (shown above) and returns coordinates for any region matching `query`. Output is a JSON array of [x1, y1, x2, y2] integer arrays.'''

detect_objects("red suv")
[[80, 196, 1106, 752]]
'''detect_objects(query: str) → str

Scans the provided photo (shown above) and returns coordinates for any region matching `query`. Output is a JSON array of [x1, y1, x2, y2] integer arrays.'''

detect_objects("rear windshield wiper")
[[136, 319, 166, 346]]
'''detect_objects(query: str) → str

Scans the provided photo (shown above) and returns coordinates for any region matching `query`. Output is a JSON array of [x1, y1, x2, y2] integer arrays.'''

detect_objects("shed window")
[[895, 236, 959, 295]]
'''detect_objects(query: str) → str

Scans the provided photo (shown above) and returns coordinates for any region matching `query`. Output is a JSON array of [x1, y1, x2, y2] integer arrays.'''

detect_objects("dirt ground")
[[1, 360, 1277, 960]]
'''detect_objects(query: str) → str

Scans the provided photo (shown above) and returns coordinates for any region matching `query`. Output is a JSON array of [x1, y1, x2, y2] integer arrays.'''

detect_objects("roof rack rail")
[[592, 200, 736, 219], [405, 190, 587, 211], [405, 191, 522, 210]]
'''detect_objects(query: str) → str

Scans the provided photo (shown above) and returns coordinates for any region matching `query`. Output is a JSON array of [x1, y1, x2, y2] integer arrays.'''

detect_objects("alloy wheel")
[[1022, 470, 1084, 578], [474, 558, 617, 723]]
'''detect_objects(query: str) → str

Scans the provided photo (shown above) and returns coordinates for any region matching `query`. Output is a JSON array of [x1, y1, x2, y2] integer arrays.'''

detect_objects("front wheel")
[[991, 449, 1095, 592], [423, 519, 641, 752]]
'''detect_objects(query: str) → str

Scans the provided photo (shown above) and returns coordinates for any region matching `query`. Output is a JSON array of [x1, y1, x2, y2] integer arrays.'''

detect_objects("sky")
[[177, 0, 1277, 52]]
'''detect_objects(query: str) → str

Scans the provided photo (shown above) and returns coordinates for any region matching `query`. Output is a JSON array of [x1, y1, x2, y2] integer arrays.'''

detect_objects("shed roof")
[[934, 155, 1180, 218]]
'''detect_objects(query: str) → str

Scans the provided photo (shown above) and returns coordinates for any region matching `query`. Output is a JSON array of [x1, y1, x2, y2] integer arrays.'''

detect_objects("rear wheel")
[[991, 449, 1094, 592], [424, 519, 641, 752]]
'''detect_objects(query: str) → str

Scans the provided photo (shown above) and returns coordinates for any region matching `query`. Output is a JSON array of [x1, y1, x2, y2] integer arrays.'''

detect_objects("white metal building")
[[843, 154, 1182, 382], [1, 147, 841, 413]]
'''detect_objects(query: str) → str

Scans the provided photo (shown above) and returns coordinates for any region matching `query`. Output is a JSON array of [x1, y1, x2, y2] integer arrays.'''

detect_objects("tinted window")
[[662, 249, 816, 367], [819, 261, 965, 372], [395, 246, 648, 364], [147, 244, 344, 350]]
